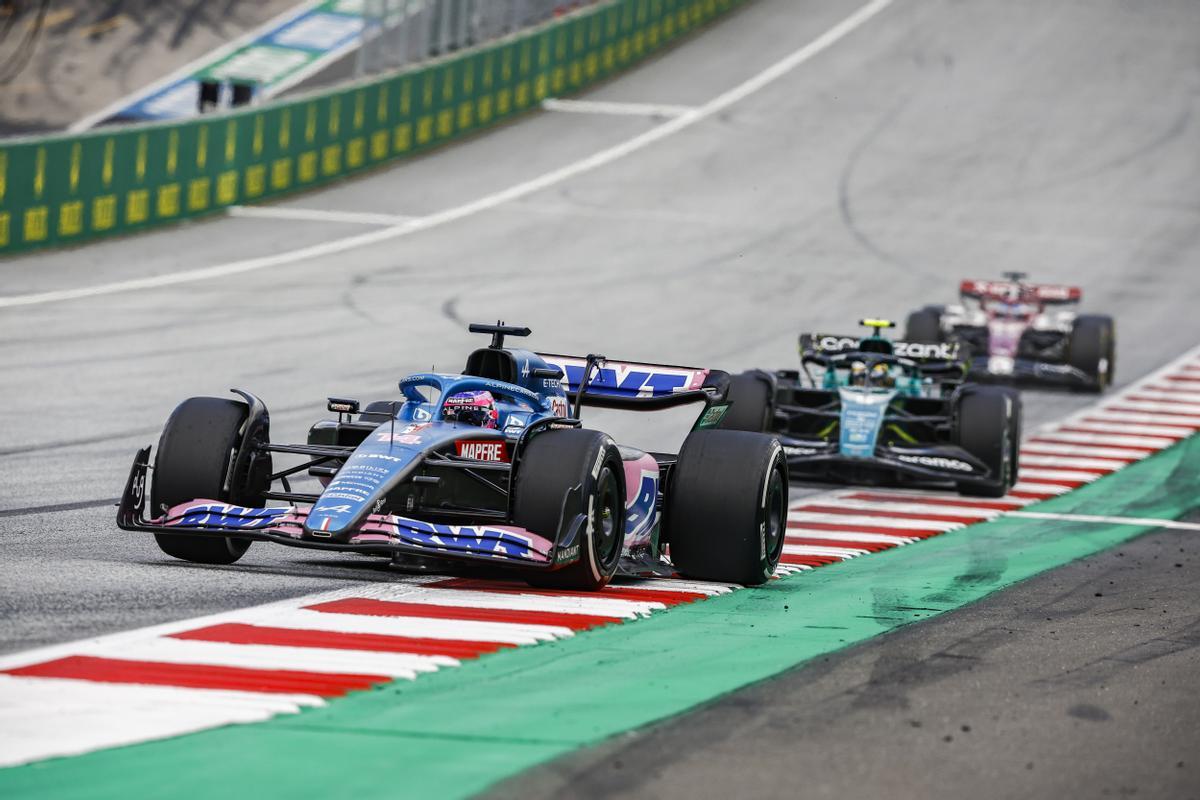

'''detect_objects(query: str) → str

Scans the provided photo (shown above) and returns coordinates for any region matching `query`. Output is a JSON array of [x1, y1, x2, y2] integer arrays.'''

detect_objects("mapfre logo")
[[456, 440, 510, 462]]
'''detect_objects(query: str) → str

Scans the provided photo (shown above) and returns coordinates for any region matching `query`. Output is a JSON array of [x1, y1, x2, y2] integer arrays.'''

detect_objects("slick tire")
[[719, 371, 774, 432], [515, 429, 625, 591], [152, 397, 259, 565], [954, 387, 1018, 498], [905, 308, 943, 343], [666, 430, 787, 586], [1069, 314, 1116, 392]]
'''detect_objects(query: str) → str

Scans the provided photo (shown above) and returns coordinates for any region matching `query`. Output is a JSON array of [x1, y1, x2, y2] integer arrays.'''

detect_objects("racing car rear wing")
[[799, 333, 961, 363], [959, 279, 1081, 304], [537, 353, 727, 412]]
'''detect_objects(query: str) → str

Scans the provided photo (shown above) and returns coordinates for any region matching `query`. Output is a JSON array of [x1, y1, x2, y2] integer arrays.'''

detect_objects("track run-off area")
[[2, 0, 1199, 797]]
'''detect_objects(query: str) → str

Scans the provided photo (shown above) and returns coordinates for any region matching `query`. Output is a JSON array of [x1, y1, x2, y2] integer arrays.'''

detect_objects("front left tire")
[[152, 397, 265, 565]]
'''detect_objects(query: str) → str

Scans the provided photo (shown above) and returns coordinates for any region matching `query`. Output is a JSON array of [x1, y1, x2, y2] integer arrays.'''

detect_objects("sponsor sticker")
[[894, 341, 959, 360], [696, 404, 730, 429], [896, 454, 974, 472], [555, 543, 581, 564], [456, 440, 510, 462]]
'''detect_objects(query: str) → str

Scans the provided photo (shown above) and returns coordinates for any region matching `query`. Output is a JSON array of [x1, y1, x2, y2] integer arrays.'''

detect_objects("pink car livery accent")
[[906, 273, 1114, 391]]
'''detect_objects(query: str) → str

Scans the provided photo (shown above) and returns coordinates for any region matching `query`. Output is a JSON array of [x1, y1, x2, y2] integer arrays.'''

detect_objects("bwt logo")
[[561, 364, 691, 398], [176, 504, 287, 529], [396, 521, 544, 561]]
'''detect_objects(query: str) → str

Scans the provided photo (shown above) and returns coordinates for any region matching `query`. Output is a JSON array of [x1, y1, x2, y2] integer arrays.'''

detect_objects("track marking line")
[[227, 205, 418, 227], [0, 0, 897, 309], [1005, 511, 1200, 531], [541, 98, 697, 118]]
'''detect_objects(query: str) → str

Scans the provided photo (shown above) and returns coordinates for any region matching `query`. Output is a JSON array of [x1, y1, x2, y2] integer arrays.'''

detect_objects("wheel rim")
[[593, 466, 623, 572], [763, 465, 786, 562]]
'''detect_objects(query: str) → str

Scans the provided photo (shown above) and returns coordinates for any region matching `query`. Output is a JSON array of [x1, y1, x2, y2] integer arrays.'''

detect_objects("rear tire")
[[666, 430, 787, 585], [954, 387, 1017, 498], [905, 308, 943, 343], [514, 429, 625, 591], [1069, 315, 1115, 392], [152, 397, 263, 565], [718, 372, 773, 432]]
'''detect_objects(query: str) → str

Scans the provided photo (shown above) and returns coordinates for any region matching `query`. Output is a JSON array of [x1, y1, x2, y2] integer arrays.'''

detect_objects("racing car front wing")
[[777, 437, 1000, 490], [970, 356, 1098, 388], [116, 447, 576, 569]]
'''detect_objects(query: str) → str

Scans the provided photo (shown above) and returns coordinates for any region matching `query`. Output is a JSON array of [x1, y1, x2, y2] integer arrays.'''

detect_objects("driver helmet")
[[849, 361, 868, 387], [870, 362, 894, 388], [443, 390, 499, 429]]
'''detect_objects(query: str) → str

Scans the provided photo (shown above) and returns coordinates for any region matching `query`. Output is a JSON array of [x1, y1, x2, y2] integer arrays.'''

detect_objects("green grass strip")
[[5, 434, 1198, 799]]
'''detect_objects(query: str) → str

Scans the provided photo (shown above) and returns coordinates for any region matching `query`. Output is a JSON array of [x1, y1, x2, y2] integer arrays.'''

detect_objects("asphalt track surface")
[[1, 0, 1199, 794]]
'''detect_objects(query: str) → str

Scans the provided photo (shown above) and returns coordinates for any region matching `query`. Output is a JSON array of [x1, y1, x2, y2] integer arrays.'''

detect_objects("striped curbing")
[[3, 351, 1200, 770]]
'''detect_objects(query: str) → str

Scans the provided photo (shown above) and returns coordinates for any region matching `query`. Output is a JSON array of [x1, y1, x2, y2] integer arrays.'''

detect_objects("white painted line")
[[1018, 454, 1126, 470], [788, 512, 962, 532], [271, 609, 571, 644], [365, 583, 661, 617], [228, 205, 417, 227], [1063, 421, 1191, 438], [541, 98, 697, 118], [0, 0, 897, 309], [611, 578, 737, 595], [785, 529, 916, 545], [1079, 410, 1200, 429], [782, 544, 865, 559], [1010, 482, 1074, 496], [0, 675, 322, 768], [1104, 400, 1200, 416], [1006, 511, 1200, 531], [73, 638, 443, 679], [68, 0, 328, 133], [806, 498, 1003, 519], [1035, 431, 1178, 449], [1021, 443, 1150, 461], [1128, 388, 1200, 403], [1017, 468, 1103, 483]]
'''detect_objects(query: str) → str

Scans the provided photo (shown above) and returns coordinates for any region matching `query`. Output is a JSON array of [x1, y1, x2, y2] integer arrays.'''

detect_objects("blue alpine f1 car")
[[720, 320, 1020, 498], [117, 323, 787, 589]]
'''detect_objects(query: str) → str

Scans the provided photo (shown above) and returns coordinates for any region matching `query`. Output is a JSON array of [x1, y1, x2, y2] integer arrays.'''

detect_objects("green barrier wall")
[[0, 0, 745, 257]]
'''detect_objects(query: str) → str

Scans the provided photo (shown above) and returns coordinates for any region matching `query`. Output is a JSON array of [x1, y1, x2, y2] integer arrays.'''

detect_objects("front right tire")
[[666, 430, 787, 585], [953, 387, 1019, 498], [1069, 314, 1115, 392], [514, 429, 625, 591]]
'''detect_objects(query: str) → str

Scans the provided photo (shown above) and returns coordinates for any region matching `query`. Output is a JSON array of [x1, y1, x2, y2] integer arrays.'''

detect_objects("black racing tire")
[[1069, 314, 1115, 392], [999, 386, 1022, 482], [515, 429, 625, 591], [953, 387, 1017, 498], [718, 372, 773, 432], [905, 308, 943, 343], [151, 397, 260, 565], [666, 430, 787, 585]]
